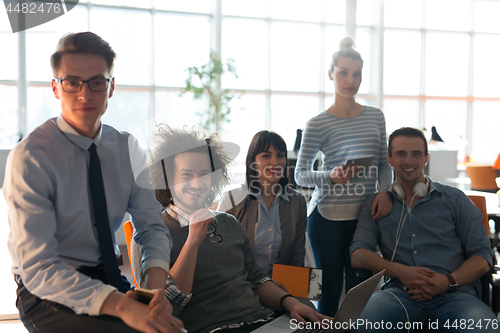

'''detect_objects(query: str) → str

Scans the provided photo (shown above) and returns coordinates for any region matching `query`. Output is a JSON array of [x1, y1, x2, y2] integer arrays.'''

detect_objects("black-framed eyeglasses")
[[54, 77, 113, 92], [207, 219, 222, 243]]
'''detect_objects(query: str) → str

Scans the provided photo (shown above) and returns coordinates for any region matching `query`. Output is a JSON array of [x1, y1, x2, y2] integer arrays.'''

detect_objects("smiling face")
[[329, 57, 362, 98], [51, 53, 114, 138], [170, 152, 212, 214], [253, 144, 287, 188], [388, 136, 429, 187]]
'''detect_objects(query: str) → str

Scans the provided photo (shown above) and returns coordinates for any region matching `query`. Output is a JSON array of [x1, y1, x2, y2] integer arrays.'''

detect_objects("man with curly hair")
[[132, 125, 328, 333]]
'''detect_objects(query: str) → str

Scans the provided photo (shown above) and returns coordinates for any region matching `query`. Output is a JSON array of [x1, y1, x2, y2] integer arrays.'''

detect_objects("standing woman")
[[294, 37, 392, 316], [218, 130, 307, 276]]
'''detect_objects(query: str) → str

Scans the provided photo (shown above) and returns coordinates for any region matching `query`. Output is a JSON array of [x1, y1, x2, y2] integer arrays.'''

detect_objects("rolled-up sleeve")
[[252, 276, 272, 291], [350, 194, 380, 256], [165, 276, 192, 306], [454, 193, 494, 267]]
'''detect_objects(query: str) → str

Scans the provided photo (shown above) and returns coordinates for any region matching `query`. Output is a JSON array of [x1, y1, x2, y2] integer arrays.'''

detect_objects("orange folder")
[[272, 264, 322, 300]]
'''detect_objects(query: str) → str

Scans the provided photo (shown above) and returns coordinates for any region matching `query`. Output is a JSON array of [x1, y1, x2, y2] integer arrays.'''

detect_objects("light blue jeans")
[[353, 288, 498, 332]]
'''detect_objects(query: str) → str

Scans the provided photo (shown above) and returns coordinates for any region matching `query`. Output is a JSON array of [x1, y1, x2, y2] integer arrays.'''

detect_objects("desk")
[[464, 190, 500, 216], [464, 190, 500, 251], [445, 177, 471, 191], [446, 177, 471, 185], [449, 178, 500, 190]]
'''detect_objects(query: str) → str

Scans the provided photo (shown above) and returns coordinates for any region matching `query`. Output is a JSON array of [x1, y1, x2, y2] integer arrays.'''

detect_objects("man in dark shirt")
[[350, 127, 497, 332]]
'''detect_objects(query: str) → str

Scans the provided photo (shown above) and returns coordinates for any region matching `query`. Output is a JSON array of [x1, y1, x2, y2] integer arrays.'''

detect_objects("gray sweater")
[[133, 212, 269, 333]]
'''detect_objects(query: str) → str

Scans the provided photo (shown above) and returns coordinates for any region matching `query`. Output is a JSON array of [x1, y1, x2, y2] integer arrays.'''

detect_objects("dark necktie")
[[88, 143, 125, 291]]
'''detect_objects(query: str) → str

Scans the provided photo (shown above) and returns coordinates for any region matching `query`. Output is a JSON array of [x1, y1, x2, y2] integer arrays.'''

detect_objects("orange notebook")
[[272, 264, 322, 300]]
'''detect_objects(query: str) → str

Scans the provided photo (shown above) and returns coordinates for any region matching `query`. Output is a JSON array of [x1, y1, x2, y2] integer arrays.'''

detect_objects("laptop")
[[252, 269, 385, 333]]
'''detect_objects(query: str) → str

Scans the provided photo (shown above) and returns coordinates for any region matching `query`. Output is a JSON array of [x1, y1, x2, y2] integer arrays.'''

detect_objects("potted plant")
[[181, 51, 242, 133]]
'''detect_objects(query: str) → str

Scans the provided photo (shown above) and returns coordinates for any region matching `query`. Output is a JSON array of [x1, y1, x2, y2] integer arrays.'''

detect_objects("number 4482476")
[[6, 2, 62, 14], [444, 319, 498, 330]]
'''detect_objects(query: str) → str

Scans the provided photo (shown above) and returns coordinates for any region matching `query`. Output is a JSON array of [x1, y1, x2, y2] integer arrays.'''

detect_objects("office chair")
[[123, 220, 139, 288], [493, 154, 500, 177], [468, 195, 500, 315], [412, 196, 499, 332], [465, 165, 499, 193]]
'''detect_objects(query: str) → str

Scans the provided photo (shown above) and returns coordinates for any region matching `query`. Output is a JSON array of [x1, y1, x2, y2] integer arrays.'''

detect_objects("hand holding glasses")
[[187, 208, 222, 243], [206, 210, 222, 243], [195, 195, 222, 243]]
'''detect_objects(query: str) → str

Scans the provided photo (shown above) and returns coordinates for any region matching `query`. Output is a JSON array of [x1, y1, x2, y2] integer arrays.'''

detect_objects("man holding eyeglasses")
[[4, 32, 184, 333], [131, 125, 328, 333]]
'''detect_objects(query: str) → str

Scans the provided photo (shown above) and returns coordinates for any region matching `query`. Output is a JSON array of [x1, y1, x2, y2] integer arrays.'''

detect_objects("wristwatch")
[[445, 273, 458, 292]]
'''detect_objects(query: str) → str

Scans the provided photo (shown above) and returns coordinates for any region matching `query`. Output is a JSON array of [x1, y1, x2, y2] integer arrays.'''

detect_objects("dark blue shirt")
[[350, 178, 493, 297]]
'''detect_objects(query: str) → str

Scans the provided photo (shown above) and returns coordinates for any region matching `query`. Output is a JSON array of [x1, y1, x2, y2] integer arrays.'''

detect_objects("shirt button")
[[269, 245, 272, 248], [269, 228, 272, 231], [414, 251, 417, 254], [412, 234, 415, 237]]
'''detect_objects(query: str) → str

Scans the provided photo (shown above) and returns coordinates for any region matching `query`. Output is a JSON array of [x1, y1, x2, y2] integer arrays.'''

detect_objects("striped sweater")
[[295, 106, 392, 220]]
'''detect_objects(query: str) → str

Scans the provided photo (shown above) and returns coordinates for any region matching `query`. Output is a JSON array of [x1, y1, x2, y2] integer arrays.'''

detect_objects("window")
[[221, 0, 347, 158], [3, 1, 499, 165], [1, 6, 19, 148], [382, 0, 500, 163], [0, 86, 18, 147], [155, 13, 211, 87]]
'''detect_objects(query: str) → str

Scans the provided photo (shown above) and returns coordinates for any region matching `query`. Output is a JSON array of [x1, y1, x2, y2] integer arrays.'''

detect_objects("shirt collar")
[[388, 176, 437, 197], [165, 204, 191, 227], [254, 188, 290, 207], [427, 177, 437, 193], [249, 185, 290, 202], [56, 115, 103, 151]]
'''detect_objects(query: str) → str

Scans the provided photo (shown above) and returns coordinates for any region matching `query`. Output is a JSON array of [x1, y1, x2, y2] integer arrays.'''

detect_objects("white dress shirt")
[[4, 116, 171, 315]]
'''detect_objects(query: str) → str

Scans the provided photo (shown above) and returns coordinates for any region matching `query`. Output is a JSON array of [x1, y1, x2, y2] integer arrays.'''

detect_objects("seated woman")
[[218, 130, 307, 276]]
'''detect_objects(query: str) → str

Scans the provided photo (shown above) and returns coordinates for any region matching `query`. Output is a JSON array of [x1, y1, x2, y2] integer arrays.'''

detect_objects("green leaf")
[[182, 50, 245, 131]]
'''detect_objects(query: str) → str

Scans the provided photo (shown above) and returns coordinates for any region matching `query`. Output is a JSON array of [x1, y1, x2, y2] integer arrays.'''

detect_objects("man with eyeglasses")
[[131, 125, 328, 333], [4, 32, 183, 333]]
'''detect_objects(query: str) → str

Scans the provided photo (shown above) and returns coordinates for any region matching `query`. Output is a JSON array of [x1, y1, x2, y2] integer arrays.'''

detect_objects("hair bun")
[[339, 36, 355, 50]]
